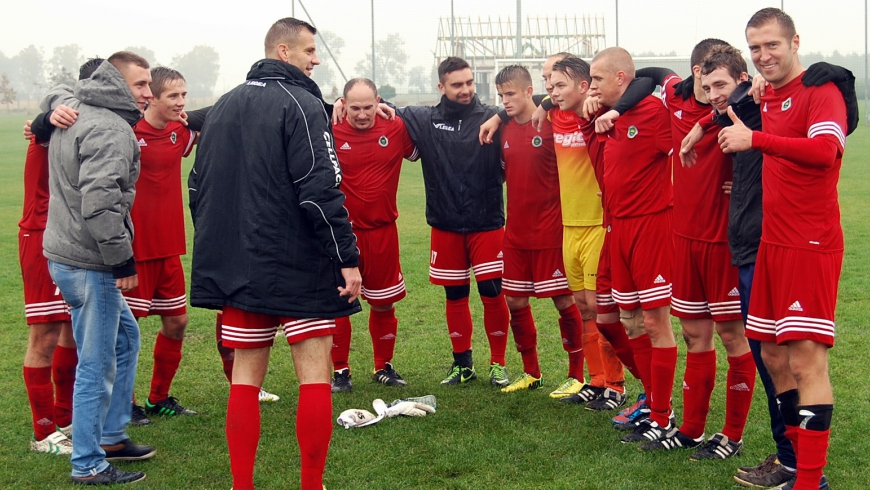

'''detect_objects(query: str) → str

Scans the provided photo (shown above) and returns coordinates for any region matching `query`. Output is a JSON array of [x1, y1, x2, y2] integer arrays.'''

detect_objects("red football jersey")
[[575, 111, 610, 227], [756, 74, 846, 252], [501, 117, 562, 249], [333, 116, 418, 229], [601, 96, 673, 219], [19, 139, 50, 232], [661, 75, 731, 242], [131, 119, 195, 260]]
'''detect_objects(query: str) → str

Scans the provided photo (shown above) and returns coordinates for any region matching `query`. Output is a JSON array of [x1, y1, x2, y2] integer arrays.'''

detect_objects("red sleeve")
[[396, 117, 419, 161], [751, 131, 840, 169], [182, 128, 196, 158], [699, 112, 717, 131], [655, 104, 673, 156]]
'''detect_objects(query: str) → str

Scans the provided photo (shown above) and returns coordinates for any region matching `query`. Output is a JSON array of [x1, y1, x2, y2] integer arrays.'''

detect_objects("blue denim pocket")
[[48, 261, 88, 309]]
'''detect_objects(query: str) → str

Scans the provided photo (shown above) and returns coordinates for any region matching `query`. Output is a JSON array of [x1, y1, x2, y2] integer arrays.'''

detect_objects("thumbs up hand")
[[717, 106, 752, 154]]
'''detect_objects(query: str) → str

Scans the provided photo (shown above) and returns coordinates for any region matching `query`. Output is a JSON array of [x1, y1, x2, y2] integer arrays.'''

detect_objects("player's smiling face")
[[496, 81, 529, 118], [119, 63, 153, 113], [343, 83, 379, 131], [280, 29, 320, 77], [439, 68, 475, 104], [549, 70, 586, 113], [701, 67, 742, 114], [150, 79, 187, 123], [746, 20, 800, 89]]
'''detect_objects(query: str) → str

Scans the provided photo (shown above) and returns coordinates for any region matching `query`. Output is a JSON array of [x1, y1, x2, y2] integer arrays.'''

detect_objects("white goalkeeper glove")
[[372, 398, 436, 418], [336, 408, 383, 428]]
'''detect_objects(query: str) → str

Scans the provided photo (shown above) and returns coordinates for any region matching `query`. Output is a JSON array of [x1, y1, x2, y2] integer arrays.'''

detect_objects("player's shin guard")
[[597, 321, 640, 380], [330, 317, 352, 372], [52, 345, 77, 427], [582, 319, 605, 388], [510, 304, 540, 378], [778, 389, 802, 464], [23, 366, 55, 440], [369, 308, 398, 371], [481, 294, 509, 366], [723, 352, 756, 441], [227, 384, 260, 490], [629, 334, 654, 397], [794, 406, 832, 490], [679, 350, 716, 439], [558, 306, 584, 380], [445, 297, 473, 354], [297, 383, 332, 490], [649, 346, 677, 427], [149, 332, 183, 403]]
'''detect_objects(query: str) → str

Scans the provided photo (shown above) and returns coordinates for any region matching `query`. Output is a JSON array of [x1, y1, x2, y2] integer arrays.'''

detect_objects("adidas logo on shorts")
[[552, 269, 564, 278], [729, 383, 751, 392], [504, 141, 510, 149], [654, 275, 666, 284], [728, 287, 740, 297], [788, 301, 804, 312], [497, 251, 504, 259], [340, 142, 351, 150]]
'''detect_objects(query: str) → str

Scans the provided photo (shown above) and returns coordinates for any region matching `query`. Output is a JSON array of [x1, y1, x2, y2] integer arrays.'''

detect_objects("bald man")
[[585, 47, 678, 445]]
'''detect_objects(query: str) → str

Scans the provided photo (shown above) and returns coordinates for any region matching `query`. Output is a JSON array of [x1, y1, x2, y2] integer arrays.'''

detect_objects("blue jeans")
[[48, 261, 140, 477], [739, 263, 796, 469]]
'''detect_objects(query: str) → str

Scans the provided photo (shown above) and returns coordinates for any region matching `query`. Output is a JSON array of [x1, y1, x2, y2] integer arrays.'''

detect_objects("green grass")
[[0, 112, 866, 489]]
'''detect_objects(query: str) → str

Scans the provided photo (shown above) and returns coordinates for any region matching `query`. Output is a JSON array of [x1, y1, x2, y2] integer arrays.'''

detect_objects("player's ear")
[[580, 80, 589, 92], [376, 95, 382, 104], [525, 85, 533, 96], [692, 65, 702, 79], [739, 72, 749, 82], [437, 83, 445, 95], [791, 34, 800, 53]]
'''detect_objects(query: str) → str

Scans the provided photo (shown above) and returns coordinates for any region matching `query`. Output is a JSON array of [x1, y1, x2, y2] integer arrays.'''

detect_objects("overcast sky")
[[2, 0, 866, 94]]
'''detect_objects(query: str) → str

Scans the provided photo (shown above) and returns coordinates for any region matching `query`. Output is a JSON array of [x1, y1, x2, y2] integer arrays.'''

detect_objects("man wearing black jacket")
[[188, 17, 361, 490]]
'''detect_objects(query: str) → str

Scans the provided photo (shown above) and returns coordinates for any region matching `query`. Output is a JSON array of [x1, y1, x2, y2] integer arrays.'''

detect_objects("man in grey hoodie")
[[42, 51, 156, 486]]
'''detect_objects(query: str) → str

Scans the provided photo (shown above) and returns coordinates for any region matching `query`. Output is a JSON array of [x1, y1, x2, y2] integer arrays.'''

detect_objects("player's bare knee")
[[552, 294, 575, 312], [760, 342, 790, 376], [506, 295, 529, 311], [160, 314, 188, 340], [619, 308, 645, 338], [715, 320, 748, 354], [681, 318, 714, 352]]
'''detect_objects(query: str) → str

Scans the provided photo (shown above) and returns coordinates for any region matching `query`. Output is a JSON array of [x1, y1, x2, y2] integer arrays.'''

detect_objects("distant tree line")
[[0, 43, 221, 107]]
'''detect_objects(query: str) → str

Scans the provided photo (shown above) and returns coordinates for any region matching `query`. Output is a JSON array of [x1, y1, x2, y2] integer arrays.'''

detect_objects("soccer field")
[[0, 112, 866, 489]]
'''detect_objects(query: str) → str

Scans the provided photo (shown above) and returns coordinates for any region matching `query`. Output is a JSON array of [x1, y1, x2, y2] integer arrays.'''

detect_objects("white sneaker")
[[30, 431, 73, 455], [259, 388, 280, 403], [58, 424, 72, 439]]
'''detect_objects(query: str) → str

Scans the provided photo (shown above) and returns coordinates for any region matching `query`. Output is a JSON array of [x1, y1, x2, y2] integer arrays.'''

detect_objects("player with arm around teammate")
[[329, 77, 419, 392]]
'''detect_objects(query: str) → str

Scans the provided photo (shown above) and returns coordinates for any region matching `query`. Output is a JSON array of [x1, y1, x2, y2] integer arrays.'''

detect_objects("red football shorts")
[[596, 228, 618, 315], [123, 256, 187, 318], [220, 305, 335, 349], [502, 247, 571, 298], [19, 229, 70, 324], [746, 243, 841, 347], [670, 235, 742, 322], [357, 224, 406, 306], [610, 210, 673, 311], [429, 227, 504, 286]]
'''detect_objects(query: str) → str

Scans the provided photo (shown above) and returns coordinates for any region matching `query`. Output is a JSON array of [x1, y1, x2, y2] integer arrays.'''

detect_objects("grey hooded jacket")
[[41, 61, 142, 272]]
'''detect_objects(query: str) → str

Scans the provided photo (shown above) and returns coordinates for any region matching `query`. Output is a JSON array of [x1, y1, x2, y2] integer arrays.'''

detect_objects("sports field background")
[[0, 113, 866, 489]]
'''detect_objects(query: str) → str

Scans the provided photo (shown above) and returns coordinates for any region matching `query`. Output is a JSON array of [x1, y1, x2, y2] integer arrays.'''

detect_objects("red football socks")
[[23, 366, 55, 440], [369, 309, 398, 371], [629, 334, 653, 396], [481, 294, 509, 366], [227, 384, 260, 490], [679, 350, 716, 439], [649, 346, 677, 427], [446, 297, 473, 354], [509, 304, 540, 378], [149, 332, 183, 404], [52, 345, 77, 427], [722, 352, 756, 441], [297, 383, 332, 490], [557, 306, 584, 379], [330, 317, 352, 372]]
